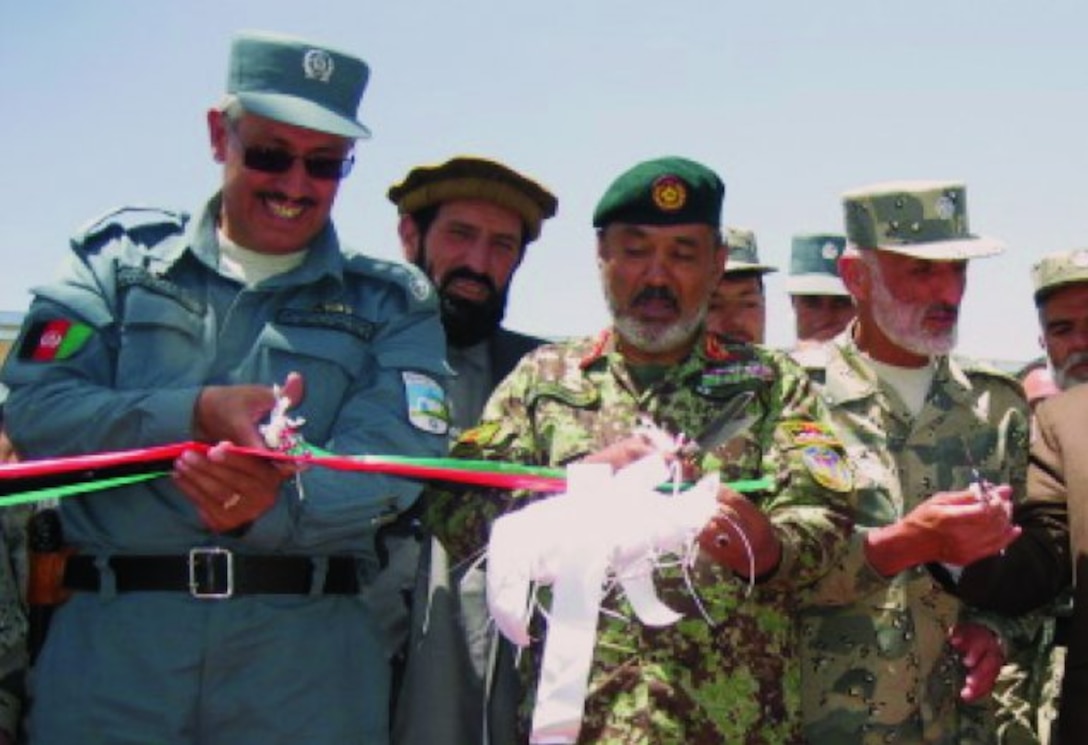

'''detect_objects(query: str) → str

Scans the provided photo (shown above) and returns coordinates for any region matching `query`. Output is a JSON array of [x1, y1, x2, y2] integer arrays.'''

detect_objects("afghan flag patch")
[[19, 319, 93, 362]]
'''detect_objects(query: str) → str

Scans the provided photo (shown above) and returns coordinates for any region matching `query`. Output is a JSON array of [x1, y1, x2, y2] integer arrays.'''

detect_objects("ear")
[[838, 252, 868, 301], [398, 214, 422, 263], [713, 239, 727, 275], [208, 109, 228, 164]]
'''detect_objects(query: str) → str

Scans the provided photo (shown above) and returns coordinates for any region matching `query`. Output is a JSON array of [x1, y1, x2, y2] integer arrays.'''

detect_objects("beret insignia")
[[651, 175, 687, 212]]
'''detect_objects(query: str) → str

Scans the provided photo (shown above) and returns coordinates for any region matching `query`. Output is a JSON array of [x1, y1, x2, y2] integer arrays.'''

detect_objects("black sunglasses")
[[241, 145, 355, 181]]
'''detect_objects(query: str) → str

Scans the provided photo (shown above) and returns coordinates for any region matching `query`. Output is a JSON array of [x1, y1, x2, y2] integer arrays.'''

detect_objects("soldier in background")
[[387, 156, 557, 745], [799, 180, 1027, 743], [786, 233, 854, 366], [705, 226, 777, 344]]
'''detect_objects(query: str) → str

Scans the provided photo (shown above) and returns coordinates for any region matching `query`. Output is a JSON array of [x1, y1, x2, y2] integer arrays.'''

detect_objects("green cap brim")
[[725, 260, 777, 275], [237, 91, 371, 139], [786, 274, 850, 296], [862, 235, 1004, 261]]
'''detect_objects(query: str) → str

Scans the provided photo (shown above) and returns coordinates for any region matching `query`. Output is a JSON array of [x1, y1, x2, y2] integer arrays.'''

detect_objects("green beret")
[[593, 156, 724, 229], [786, 233, 849, 296], [1032, 249, 1088, 302], [724, 226, 777, 275], [228, 30, 371, 139], [387, 156, 557, 242], [842, 180, 1003, 260]]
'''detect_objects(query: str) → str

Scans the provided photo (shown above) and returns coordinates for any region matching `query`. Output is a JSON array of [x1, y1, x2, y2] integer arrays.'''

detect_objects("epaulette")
[[955, 355, 1026, 399], [341, 253, 436, 312], [70, 206, 188, 253]]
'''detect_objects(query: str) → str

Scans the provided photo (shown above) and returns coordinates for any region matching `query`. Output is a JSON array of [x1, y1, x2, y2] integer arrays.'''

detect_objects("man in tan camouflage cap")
[[1032, 249, 1088, 390], [706, 226, 777, 344], [798, 180, 1027, 743]]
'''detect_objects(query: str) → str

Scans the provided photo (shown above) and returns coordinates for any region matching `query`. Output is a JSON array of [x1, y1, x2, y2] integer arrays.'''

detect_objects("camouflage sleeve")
[[742, 353, 853, 590], [808, 372, 1034, 608], [422, 356, 545, 563], [958, 394, 1070, 614]]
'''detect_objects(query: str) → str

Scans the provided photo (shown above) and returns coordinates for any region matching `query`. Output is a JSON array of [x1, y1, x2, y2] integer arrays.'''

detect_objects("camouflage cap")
[[723, 226, 776, 275], [387, 156, 558, 242], [228, 30, 371, 139], [593, 156, 724, 229], [1032, 248, 1088, 301], [785, 233, 849, 296], [842, 180, 1004, 260]]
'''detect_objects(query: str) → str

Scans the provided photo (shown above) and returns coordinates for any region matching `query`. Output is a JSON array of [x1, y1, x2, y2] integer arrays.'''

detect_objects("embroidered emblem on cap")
[[821, 242, 839, 260], [935, 193, 956, 219], [651, 175, 687, 212], [303, 49, 335, 82]]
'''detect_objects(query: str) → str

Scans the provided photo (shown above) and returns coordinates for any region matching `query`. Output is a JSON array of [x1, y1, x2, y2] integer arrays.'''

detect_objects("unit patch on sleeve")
[[18, 319, 93, 362], [402, 371, 449, 435], [801, 445, 853, 492]]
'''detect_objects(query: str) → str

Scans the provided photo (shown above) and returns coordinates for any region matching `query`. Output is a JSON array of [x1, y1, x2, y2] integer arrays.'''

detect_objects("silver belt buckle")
[[188, 547, 234, 599]]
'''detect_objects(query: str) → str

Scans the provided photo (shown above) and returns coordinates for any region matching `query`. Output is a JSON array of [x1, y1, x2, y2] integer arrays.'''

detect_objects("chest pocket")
[[258, 321, 368, 440], [116, 285, 205, 387], [526, 383, 605, 466]]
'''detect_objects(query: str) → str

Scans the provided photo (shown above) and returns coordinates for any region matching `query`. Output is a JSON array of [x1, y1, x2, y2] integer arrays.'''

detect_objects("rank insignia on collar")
[[703, 334, 733, 362], [580, 329, 613, 369]]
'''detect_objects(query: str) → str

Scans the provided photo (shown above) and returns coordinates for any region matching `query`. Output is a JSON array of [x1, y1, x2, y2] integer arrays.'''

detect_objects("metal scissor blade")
[[682, 390, 757, 457]]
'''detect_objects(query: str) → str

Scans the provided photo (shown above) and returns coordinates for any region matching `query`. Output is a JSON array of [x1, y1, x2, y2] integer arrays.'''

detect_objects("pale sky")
[[4, 0, 1087, 366]]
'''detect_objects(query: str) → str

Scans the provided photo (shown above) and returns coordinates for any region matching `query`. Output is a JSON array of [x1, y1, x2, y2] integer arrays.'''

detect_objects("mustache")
[[440, 267, 499, 298], [924, 303, 959, 319], [259, 191, 318, 208], [631, 285, 678, 310], [1059, 351, 1088, 375]]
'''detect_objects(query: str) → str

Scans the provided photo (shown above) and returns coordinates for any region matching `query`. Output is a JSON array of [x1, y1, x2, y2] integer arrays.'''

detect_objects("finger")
[[281, 371, 305, 407]]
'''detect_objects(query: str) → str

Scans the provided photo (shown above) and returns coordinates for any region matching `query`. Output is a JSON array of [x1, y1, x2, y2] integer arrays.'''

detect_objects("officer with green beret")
[[798, 180, 1028, 744], [425, 155, 852, 743], [786, 233, 855, 347], [386, 156, 557, 745], [0, 30, 448, 745], [706, 226, 777, 344]]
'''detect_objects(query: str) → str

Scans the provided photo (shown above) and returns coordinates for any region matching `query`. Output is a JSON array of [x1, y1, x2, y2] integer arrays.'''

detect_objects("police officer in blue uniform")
[[0, 30, 448, 745]]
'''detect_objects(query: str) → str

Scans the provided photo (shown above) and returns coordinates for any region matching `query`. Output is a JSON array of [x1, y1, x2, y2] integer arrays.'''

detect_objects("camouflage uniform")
[[800, 327, 1031, 744], [426, 329, 853, 744]]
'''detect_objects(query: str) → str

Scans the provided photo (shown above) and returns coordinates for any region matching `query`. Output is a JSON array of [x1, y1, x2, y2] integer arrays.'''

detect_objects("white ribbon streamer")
[[486, 456, 721, 743]]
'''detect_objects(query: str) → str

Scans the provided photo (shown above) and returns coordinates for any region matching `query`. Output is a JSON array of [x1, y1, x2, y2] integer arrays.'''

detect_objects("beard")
[[604, 282, 706, 355], [868, 262, 958, 358], [1053, 351, 1088, 390], [433, 266, 509, 348]]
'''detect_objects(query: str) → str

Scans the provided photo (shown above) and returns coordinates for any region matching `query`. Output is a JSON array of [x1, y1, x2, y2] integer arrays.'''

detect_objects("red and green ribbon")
[[0, 441, 774, 508]]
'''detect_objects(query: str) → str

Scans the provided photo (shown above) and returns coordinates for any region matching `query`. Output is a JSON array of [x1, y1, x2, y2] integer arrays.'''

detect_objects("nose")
[[933, 264, 967, 306], [274, 159, 317, 197]]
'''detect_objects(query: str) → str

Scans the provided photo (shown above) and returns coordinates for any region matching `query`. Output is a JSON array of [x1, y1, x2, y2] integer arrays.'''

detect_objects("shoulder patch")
[[780, 419, 841, 448], [402, 371, 448, 435], [17, 319, 93, 362], [801, 445, 853, 492]]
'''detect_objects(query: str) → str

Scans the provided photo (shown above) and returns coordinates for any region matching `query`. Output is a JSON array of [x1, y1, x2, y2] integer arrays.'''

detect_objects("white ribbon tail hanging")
[[485, 457, 727, 744]]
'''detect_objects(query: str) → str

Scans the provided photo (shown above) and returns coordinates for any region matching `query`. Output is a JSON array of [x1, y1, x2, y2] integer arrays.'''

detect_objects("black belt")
[[64, 550, 361, 598]]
